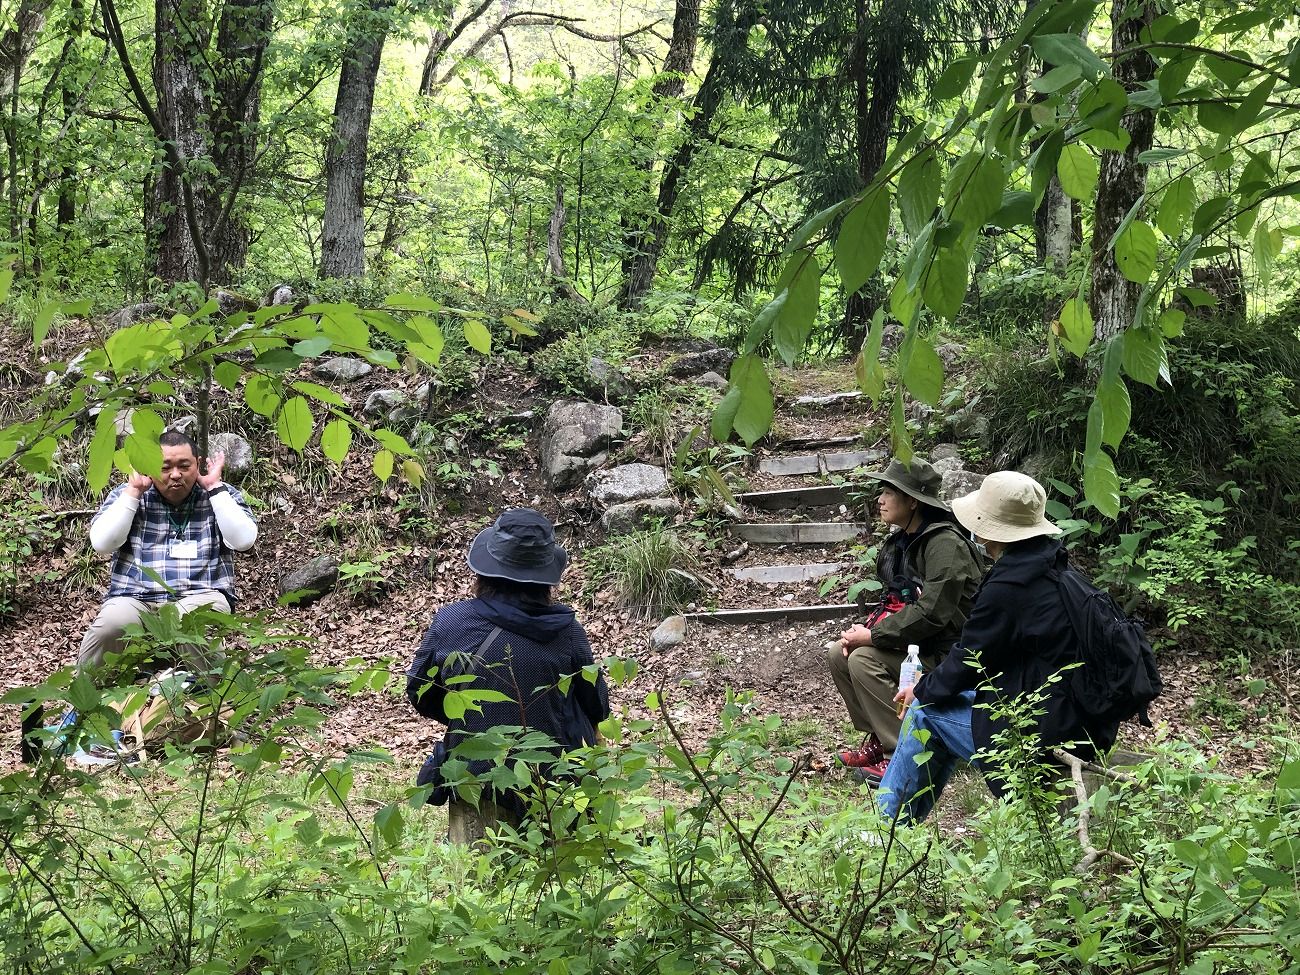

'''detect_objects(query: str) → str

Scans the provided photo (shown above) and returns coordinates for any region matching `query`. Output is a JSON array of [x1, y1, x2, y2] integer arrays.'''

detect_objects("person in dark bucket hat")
[[466, 508, 569, 585], [826, 454, 983, 783], [407, 508, 608, 823]]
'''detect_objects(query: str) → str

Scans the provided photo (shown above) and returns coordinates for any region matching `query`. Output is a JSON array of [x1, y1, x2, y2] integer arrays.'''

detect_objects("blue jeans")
[[875, 691, 978, 824]]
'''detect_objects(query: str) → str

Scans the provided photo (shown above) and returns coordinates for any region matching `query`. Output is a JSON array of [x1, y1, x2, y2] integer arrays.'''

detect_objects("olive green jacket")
[[869, 521, 983, 658]]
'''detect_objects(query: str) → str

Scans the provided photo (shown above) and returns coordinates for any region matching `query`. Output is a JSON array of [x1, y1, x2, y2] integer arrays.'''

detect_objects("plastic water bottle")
[[897, 644, 923, 717]]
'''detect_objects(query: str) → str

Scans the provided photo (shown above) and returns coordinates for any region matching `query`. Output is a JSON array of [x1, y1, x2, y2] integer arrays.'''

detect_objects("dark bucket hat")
[[864, 456, 949, 511], [466, 508, 568, 585]]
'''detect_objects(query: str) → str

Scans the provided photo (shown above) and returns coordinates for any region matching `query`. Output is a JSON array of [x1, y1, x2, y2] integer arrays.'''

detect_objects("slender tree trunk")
[[839, 0, 904, 339], [57, 0, 86, 226], [617, 0, 700, 309], [320, 0, 390, 279], [208, 0, 272, 280], [150, 0, 213, 284], [1088, 0, 1157, 341], [546, 182, 581, 301], [1036, 176, 1071, 268]]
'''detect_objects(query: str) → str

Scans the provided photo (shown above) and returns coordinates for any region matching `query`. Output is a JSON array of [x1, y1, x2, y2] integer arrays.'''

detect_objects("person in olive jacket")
[[828, 457, 982, 782], [876, 471, 1122, 824]]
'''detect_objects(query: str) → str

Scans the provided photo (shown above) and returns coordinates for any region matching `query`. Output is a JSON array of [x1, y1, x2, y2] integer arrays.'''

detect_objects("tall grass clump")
[[584, 524, 701, 616]]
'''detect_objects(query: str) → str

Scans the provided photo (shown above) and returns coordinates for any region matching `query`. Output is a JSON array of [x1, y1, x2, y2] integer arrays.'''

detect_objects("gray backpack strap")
[[443, 626, 503, 681]]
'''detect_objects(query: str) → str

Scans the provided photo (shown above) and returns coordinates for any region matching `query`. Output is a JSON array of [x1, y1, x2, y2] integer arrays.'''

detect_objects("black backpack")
[[1051, 565, 1163, 726]]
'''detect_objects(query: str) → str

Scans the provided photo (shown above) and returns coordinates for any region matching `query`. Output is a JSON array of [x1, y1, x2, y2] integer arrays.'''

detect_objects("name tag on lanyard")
[[168, 539, 199, 559]]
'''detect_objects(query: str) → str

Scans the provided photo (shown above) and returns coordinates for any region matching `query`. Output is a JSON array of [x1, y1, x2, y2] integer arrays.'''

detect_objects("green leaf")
[[1212, 9, 1272, 33], [889, 277, 920, 327], [292, 337, 332, 358], [854, 309, 886, 402], [1192, 196, 1232, 235], [291, 381, 346, 407], [409, 315, 445, 363], [890, 389, 914, 462], [253, 348, 303, 373], [1083, 448, 1121, 518], [711, 384, 742, 442], [463, 320, 492, 354], [787, 199, 848, 255], [1254, 220, 1283, 284], [728, 354, 774, 446], [921, 247, 970, 320], [1176, 287, 1217, 309], [835, 188, 890, 294], [87, 408, 118, 493], [244, 375, 281, 419], [948, 154, 1006, 233], [0, 265, 13, 304], [1159, 308, 1186, 337], [276, 397, 314, 454], [213, 361, 243, 392], [1031, 33, 1110, 79], [69, 674, 101, 715], [1057, 298, 1093, 358], [1114, 220, 1158, 284], [1057, 144, 1098, 201], [1278, 758, 1300, 793], [124, 409, 164, 477], [1157, 53, 1198, 103], [1157, 176, 1196, 237], [321, 419, 352, 464], [899, 149, 942, 237], [33, 301, 58, 348], [772, 253, 821, 365], [372, 429, 415, 456], [991, 191, 1036, 229], [1097, 350, 1131, 450], [899, 335, 944, 406], [1234, 77, 1276, 132], [932, 56, 978, 101], [1031, 63, 1083, 94], [1121, 328, 1164, 387], [373, 449, 395, 482]]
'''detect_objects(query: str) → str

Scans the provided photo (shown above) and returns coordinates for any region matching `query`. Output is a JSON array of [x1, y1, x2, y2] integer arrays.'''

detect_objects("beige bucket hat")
[[950, 471, 1061, 543]]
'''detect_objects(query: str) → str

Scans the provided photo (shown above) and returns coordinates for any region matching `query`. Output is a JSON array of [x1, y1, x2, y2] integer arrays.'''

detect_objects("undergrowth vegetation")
[[3, 612, 1298, 974]]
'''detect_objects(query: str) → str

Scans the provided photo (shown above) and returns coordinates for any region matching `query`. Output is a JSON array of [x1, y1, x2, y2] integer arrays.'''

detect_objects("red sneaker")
[[858, 758, 890, 783], [836, 737, 884, 769]]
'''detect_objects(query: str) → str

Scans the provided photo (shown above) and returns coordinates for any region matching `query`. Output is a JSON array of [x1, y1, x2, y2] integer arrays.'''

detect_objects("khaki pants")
[[828, 643, 907, 753], [78, 592, 230, 672]]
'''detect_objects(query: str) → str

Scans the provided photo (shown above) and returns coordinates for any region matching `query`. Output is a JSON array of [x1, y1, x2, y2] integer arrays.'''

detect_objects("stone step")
[[789, 391, 862, 407], [732, 522, 865, 545], [738, 484, 864, 510], [729, 562, 843, 585], [685, 604, 861, 625], [758, 449, 886, 477]]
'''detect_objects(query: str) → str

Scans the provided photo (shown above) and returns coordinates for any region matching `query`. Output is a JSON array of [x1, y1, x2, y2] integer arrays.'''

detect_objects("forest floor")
[[2, 324, 1296, 822]]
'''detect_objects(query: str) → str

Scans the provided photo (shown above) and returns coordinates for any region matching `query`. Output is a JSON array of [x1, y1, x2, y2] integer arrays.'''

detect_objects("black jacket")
[[407, 595, 610, 810], [915, 536, 1119, 783]]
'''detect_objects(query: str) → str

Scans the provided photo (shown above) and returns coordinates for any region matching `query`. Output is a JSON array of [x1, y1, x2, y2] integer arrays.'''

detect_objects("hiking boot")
[[858, 758, 890, 784], [836, 736, 884, 769]]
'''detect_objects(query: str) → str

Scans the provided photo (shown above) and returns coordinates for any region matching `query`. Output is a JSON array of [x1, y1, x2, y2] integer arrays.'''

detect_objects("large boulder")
[[279, 555, 340, 606], [587, 463, 670, 506], [930, 455, 964, 477], [945, 405, 990, 443], [601, 497, 681, 534], [930, 443, 962, 464], [208, 432, 254, 480], [541, 401, 623, 490], [935, 342, 966, 369], [942, 469, 985, 504], [696, 371, 728, 391], [650, 615, 687, 651], [313, 357, 372, 383]]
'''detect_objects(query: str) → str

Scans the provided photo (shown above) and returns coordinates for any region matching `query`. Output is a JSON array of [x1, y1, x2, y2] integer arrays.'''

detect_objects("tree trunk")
[[0, 0, 53, 102], [1035, 176, 1071, 268], [208, 0, 272, 280], [616, 0, 701, 309], [839, 0, 904, 340], [547, 181, 581, 301], [1088, 1, 1157, 341], [619, 11, 758, 309], [320, 0, 390, 279]]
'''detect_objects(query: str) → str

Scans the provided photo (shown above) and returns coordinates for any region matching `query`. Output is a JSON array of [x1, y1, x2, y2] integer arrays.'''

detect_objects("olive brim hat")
[[950, 470, 1061, 543], [864, 457, 949, 510], [466, 508, 568, 585]]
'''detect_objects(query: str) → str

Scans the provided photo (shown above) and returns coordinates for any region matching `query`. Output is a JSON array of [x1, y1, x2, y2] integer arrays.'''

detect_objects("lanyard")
[[167, 502, 193, 539]]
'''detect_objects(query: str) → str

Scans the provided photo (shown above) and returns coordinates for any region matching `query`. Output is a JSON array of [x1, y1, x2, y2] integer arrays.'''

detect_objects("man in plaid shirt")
[[79, 430, 258, 671]]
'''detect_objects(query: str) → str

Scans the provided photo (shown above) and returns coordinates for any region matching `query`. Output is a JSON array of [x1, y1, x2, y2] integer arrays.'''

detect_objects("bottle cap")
[[907, 644, 920, 654]]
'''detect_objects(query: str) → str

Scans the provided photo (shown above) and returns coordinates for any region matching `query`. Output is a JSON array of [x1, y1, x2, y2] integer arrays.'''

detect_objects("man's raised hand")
[[198, 452, 225, 490], [125, 471, 153, 499]]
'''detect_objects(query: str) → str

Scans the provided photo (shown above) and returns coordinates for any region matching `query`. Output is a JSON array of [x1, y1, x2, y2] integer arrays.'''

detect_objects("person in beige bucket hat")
[[873, 470, 1122, 824], [827, 456, 982, 782]]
